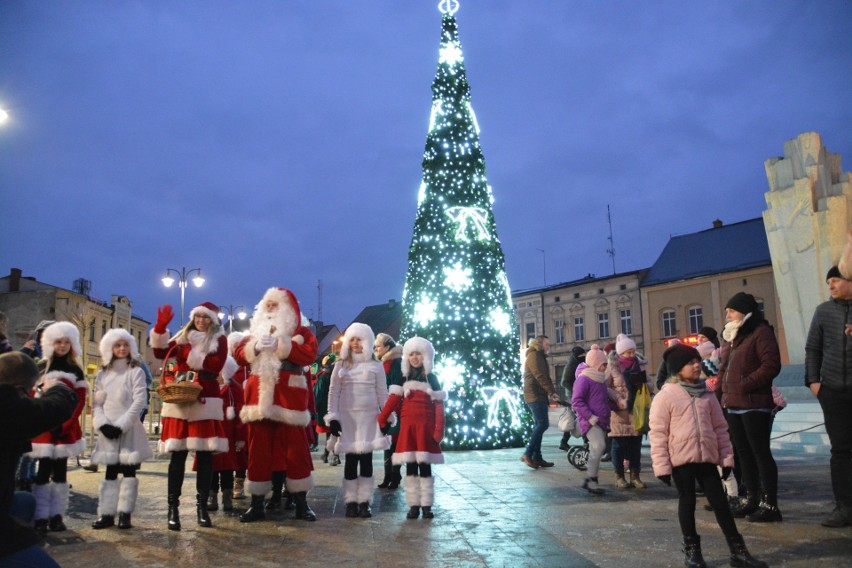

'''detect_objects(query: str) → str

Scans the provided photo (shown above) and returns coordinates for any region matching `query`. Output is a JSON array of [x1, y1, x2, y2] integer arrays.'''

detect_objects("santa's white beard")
[[250, 309, 296, 340]]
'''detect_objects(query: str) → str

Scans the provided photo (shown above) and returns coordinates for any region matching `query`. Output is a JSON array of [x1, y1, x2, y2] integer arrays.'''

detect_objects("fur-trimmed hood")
[[381, 344, 403, 363]]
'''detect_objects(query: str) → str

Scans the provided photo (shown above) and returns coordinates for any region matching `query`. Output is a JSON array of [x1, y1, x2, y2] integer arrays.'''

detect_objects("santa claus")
[[235, 287, 319, 523]]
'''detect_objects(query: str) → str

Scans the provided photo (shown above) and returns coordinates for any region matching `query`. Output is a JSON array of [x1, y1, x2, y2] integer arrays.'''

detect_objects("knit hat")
[[603, 342, 616, 354], [698, 326, 719, 348], [701, 358, 720, 378], [190, 302, 221, 323], [826, 265, 844, 281], [696, 341, 716, 359], [99, 328, 140, 366], [584, 345, 607, 370], [663, 343, 701, 379], [725, 292, 759, 316], [615, 333, 636, 355]]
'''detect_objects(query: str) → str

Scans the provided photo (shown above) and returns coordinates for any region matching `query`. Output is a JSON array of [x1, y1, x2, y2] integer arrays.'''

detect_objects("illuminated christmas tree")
[[401, 0, 530, 450]]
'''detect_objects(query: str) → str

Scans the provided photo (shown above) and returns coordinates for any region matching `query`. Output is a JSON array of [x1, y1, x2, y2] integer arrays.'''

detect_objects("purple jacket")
[[571, 370, 613, 435]]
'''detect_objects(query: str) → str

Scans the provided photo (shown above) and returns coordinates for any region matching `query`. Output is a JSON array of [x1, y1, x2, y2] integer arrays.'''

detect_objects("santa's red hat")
[[252, 288, 301, 336], [190, 302, 221, 323]]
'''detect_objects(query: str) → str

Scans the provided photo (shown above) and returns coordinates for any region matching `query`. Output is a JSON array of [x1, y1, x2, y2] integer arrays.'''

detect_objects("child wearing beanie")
[[605, 334, 652, 490], [650, 343, 767, 568]]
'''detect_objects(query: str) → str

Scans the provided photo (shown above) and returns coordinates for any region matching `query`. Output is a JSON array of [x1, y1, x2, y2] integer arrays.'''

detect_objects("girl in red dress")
[[150, 302, 228, 531], [378, 337, 445, 519], [29, 322, 89, 534]]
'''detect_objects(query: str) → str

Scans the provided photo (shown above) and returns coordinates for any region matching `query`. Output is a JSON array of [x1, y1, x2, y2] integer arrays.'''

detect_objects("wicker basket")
[[157, 381, 202, 405], [156, 345, 202, 405]]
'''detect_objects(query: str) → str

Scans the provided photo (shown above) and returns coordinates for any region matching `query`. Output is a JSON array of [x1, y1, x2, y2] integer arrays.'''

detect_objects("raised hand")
[[155, 305, 175, 334]]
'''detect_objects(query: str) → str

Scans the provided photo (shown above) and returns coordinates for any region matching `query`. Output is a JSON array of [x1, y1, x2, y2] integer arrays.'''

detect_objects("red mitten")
[[154, 305, 175, 334]]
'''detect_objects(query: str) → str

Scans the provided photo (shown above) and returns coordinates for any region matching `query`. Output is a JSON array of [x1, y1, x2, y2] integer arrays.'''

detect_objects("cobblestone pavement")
[[40, 425, 851, 568]]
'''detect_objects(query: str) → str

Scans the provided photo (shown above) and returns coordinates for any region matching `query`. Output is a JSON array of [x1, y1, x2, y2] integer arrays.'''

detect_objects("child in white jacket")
[[90, 330, 153, 529], [650, 343, 766, 568]]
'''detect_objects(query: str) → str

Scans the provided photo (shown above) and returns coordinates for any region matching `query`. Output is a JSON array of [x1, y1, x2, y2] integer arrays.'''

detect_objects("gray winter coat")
[[805, 298, 851, 391]]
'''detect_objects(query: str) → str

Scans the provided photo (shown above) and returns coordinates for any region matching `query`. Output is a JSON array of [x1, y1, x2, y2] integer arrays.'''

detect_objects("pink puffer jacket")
[[649, 381, 734, 477]]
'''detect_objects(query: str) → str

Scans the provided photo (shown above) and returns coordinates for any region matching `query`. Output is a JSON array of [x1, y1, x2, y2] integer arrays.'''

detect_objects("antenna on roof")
[[317, 279, 323, 323], [606, 205, 616, 275]]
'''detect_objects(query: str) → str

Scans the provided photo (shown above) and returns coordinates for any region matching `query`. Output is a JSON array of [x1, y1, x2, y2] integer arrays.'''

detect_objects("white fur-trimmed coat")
[[90, 360, 153, 465], [324, 358, 390, 454]]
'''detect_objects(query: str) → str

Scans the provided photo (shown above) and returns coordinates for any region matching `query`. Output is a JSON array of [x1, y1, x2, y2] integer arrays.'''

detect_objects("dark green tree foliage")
[[401, 9, 531, 450]]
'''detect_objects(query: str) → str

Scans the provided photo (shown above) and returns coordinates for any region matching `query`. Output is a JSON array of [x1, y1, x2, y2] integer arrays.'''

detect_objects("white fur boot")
[[98, 479, 120, 517], [33, 483, 51, 522], [118, 477, 139, 514], [49, 481, 70, 518], [419, 476, 435, 519]]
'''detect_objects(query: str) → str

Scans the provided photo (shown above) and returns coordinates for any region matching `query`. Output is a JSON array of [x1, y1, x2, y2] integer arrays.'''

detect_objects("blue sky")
[[1, 1, 850, 327]]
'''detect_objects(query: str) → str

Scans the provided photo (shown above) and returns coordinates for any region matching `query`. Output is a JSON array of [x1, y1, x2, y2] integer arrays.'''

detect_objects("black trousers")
[[817, 385, 852, 509], [726, 410, 777, 504], [344, 453, 373, 480], [168, 450, 212, 497], [672, 462, 739, 538]]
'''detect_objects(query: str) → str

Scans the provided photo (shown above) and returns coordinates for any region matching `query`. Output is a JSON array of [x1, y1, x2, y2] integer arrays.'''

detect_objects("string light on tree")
[[400, 0, 530, 450]]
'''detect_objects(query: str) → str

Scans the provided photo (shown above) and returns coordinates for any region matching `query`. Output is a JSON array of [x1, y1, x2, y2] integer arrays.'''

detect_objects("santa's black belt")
[[175, 370, 218, 382], [279, 361, 303, 373]]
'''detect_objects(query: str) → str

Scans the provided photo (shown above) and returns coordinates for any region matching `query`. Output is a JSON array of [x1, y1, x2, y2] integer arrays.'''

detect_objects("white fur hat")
[[40, 321, 82, 361], [615, 333, 636, 355], [402, 336, 435, 376], [340, 322, 376, 361], [99, 328, 140, 365]]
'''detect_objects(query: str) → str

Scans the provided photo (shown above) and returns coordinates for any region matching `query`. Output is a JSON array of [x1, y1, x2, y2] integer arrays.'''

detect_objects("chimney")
[[388, 299, 397, 309], [712, 219, 723, 229], [9, 268, 22, 292]]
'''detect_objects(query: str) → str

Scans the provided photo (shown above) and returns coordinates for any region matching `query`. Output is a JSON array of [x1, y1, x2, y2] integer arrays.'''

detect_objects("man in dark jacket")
[[805, 265, 852, 528], [1, 352, 78, 566], [521, 336, 559, 469]]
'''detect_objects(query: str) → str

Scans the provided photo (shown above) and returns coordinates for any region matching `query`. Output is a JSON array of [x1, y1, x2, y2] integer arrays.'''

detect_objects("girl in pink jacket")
[[650, 343, 766, 568]]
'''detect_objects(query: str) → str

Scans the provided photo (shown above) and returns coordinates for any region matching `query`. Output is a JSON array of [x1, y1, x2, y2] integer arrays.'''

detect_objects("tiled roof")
[[348, 300, 403, 339], [641, 218, 771, 286]]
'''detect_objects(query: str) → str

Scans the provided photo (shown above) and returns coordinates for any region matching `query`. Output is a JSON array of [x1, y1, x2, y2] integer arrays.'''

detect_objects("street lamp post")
[[217, 304, 247, 334], [161, 267, 205, 325]]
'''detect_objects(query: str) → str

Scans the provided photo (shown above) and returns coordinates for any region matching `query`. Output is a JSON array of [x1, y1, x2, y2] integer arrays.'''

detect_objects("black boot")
[[239, 495, 266, 523], [345, 502, 359, 518], [265, 488, 282, 511], [34, 518, 49, 535], [222, 491, 233, 512], [406, 506, 420, 519], [92, 515, 115, 529], [730, 493, 759, 518], [421, 506, 434, 519], [293, 492, 316, 521], [117, 513, 132, 529], [745, 495, 782, 523], [358, 502, 372, 518], [48, 514, 66, 532], [378, 450, 393, 488], [682, 535, 706, 568], [196, 494, 213, 527], [283, 491, 295, 511], [167, 494, 181, 531], [727, 534, 768, 568], [207, 491, 219, 512], [388, 465, 402, 490]]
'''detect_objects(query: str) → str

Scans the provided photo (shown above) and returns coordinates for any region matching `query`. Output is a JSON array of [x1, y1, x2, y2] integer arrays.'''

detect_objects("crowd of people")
[[520, 258, 852, 567], [0, 237, 850, 566]]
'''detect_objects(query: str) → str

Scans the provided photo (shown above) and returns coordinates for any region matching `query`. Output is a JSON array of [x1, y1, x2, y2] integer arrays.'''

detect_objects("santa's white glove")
[[256, 335, 278, 352]]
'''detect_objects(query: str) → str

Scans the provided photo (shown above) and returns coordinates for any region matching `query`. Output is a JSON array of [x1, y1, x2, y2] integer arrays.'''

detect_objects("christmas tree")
[[401, 0, 530, 450]]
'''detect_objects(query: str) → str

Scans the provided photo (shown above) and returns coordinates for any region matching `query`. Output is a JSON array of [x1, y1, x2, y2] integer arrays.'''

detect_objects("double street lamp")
[[218, 304, 247, 333], [161, 267, 205, 325]]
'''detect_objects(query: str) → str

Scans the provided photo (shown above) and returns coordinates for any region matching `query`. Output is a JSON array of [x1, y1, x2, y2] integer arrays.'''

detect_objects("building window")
[[598, 288, 604, 295], [554, 319, 565, 344], [89, 325, 95, 342], [101, 321, 107, 339], [598, 313, 610, 339], [525, 322, 536, 344], [554, 296, 560, 302], [620, 284, 627, 290], [574, 317, 585, 342], [662, 310, 677, 338], [574, 292, 580, 299], [620, 309, 632, 335], [688, 306, 703, 334]]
